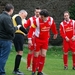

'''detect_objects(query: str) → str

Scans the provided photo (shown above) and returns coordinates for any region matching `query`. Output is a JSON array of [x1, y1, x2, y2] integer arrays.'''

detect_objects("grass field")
[[5, 45, 75, 75]]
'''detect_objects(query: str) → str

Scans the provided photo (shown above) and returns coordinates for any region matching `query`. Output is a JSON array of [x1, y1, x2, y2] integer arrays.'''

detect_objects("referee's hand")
[[17, 25, 21, 30]]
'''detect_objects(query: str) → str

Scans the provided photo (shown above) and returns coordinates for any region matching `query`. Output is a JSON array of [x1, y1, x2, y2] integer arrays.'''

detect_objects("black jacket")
[[0, 11, 18, 40], [14, 15, 28, 34]]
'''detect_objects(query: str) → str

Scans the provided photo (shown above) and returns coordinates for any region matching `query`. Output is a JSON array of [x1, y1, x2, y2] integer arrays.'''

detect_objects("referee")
[[12, 10, 28, 75]]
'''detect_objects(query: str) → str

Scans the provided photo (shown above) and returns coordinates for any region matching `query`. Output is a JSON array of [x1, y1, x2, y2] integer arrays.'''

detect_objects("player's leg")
[[27, 50, 33, 71], [72, 52, 75, 70], [37, 49, 47, 75], [31, 38, 40, 75], [70, 41, 75, 70], [63, 40, 69, 70], [27, 36, 35, 71], [36, 51, 41, 71], [37, 39, 48, 75], [32, 51, 40, 75]]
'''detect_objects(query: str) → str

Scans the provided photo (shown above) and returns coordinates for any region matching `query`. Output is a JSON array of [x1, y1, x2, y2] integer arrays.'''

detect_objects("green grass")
[[5, 45, 75, 75]]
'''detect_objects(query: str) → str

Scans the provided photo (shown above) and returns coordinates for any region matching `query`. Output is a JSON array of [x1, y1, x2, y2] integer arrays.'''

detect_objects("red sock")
[[38, 56, 45, 72], [63, 54, 68, 66], [72, 54, 75, 67], [32, 56, 38, 72], [36, 55, 41, 69], [27, 53, 33, 68]]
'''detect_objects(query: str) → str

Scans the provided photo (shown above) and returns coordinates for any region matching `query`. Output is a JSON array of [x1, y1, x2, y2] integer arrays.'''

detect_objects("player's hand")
[[28, 39, 32, 46], [65, 37, 70, 42], [17, 25, 21, 30], [71, 36, 75, 41], [53, 34, 57, 39]]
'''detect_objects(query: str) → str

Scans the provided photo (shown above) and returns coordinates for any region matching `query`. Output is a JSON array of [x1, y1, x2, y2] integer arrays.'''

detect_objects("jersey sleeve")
[[15, 16, 28, 34], [59, 24, 66, 39], [28, 20, 36, 39], [23, 19, 31, 28], [15, 16, 22, 25], [51, 19, 58, 34], [73, 20, 75, 36]]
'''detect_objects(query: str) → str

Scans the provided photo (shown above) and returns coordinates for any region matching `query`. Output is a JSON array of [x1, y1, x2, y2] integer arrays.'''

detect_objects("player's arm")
[[15, 16, 28, 34], [28, 21, 36, 46], [59, 24, 66, 39], [51, 19, 58, 39], [59, 24, 70, 42], [71, 21, 75, 41], [23, 19, 31, 28], [28, 23, 36, 39]]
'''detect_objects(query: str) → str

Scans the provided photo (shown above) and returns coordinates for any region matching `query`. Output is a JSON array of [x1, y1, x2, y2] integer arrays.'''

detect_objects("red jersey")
[[24, 16, 36, 28], [28, 16, 58, 40], [59, 19, 75, 39]]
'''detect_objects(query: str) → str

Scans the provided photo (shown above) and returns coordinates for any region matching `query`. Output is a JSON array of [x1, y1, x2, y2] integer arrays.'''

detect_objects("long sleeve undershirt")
[[15, 16, 28, 34]]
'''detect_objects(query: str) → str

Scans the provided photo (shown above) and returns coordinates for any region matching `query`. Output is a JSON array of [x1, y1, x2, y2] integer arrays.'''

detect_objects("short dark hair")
[[35, 7, 41, 11], [35, 7, 40, 10], [5, 4, 14, 12], [40, 9, 49, 17]]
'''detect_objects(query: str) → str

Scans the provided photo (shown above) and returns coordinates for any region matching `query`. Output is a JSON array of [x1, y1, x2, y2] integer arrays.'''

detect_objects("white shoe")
[[27, 67, 32, 71]]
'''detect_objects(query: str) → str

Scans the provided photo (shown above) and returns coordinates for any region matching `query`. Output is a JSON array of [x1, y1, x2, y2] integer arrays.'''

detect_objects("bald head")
[[19, 10, 28, 19]]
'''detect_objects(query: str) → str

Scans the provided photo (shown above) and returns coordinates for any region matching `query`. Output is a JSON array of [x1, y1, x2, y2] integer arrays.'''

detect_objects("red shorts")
[[34, 37, 49, 52], [63, 40, 75, 53], [28, 36, 35, 51]]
